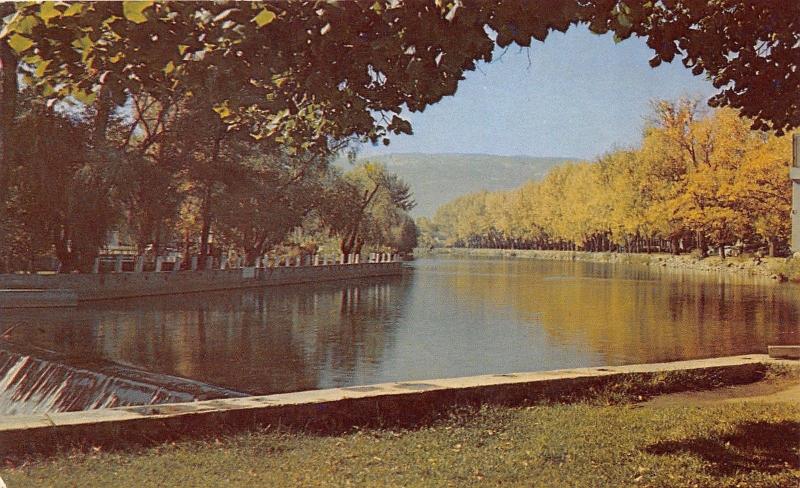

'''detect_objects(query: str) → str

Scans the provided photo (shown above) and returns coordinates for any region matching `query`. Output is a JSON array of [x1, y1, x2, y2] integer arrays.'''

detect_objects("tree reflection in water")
[[1, 258, 797, 407], [0, 276, 407, 396]]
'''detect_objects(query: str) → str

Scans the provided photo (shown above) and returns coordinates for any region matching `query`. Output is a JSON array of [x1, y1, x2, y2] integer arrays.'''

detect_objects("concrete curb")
[[0, 354, 792, 457]]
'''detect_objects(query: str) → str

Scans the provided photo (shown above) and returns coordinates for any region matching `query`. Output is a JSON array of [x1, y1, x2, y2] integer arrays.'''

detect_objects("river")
[[1, 256, 797, 414]]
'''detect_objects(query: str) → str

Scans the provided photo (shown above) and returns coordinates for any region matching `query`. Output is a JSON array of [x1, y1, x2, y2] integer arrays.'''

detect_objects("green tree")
[[8, 98, 117, 271], [323, 163, 414, 256]]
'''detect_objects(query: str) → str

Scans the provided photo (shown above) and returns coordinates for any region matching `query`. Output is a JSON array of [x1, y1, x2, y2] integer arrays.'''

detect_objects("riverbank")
[[426, 247, 800, 281], [0, 261, 403, 306], [2, 365, 797, 487]]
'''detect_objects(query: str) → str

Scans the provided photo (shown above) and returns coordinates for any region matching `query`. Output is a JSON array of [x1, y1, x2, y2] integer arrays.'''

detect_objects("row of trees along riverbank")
[[419, 100, 792, 258], [1, 96, 417, 273], [0, 7, 427, 274], [0, 83, 418, 273]]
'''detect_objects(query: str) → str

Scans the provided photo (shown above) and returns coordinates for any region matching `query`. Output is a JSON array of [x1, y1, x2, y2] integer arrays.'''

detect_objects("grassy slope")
[[335, 153, 574, 217], [3, 401, 798, 487]]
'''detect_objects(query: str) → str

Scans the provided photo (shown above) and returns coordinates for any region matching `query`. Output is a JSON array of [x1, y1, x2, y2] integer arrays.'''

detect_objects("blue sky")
[[361, 26, 717, 161]]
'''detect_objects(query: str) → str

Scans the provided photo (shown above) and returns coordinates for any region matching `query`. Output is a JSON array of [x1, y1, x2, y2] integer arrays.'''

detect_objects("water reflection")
[[430, 258, 799, 364], [1, 276, 407, 395], [1, 257, 797, 414]]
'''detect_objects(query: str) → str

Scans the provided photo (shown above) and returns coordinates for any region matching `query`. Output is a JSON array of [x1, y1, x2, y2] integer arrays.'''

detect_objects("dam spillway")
[[0, 345, 244, 416]]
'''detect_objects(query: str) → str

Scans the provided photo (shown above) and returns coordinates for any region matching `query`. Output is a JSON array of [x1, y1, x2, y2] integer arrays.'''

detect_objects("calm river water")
[[1, 257, 798, 411]]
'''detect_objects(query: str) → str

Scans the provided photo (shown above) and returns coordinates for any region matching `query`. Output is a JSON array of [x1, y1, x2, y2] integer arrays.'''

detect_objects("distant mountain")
[[335, 153, 576, 217]]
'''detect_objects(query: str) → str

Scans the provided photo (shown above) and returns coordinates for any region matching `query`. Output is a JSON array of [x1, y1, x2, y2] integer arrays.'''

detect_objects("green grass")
[[3, 400, 797, 487]]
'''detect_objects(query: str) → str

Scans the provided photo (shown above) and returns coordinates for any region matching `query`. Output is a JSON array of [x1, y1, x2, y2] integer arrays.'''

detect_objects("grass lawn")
[[2, 398, 798, 487]]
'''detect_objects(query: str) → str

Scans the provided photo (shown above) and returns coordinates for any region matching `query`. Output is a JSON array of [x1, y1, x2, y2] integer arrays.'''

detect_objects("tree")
[[4, 0, 797, 154], [323, 163, 414, 256], [214, 151, 332, 265], [8, 96, 117, 272], [427, 100, 794, 256]]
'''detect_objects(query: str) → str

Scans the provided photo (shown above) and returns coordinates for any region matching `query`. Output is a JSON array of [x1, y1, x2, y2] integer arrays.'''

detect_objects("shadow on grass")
[[646, 420, 799, 475]]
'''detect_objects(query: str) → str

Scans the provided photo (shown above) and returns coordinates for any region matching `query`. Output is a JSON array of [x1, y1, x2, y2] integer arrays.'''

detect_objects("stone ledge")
[[0, 355, 788, 457], [768, 345, 800, 359]]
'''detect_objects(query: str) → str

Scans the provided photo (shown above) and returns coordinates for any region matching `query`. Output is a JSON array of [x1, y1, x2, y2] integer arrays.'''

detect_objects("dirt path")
[[644, 376, 800, 407]]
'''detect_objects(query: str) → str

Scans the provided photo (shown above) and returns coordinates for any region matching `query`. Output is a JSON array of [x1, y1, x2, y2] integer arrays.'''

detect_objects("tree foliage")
[[428, 101, 793, 257], [321, 162, 415, 256], [0, 2, 797, 268]]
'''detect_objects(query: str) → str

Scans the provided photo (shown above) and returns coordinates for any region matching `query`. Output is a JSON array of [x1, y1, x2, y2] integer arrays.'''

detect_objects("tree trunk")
[[55, 230, 75, 273], [199, 187, 212, 263], [671, 236, 680, 255], [697, 231, 707, 257], [768, 238, 776, 257], [93, 87, 112, 147], [0, 38, 19, 208]]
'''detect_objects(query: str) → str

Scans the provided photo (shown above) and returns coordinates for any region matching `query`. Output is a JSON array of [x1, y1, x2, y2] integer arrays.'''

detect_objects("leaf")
[[34, 59, 51, 78], [39, 2, 62, 26], [71, 35, 93, 54], [8, 33, 34, 53], [72, 88, 97, 105], [123, 1, 153, 24], [63, 3, 84, 17], [164, 61, 175, 75], [213, 103, 232, 118], [252, 8, 275, 27], [3, 14, 40, 37]]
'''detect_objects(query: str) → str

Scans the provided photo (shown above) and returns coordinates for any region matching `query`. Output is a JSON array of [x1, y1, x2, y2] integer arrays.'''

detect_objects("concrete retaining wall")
[[0, 262, 402, 304], [0, 354, 786, 458], [0, 289, 77, 308]]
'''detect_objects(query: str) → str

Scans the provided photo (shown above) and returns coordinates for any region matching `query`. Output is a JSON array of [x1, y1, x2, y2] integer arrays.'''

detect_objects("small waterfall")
[[0, 348, 241, 416]]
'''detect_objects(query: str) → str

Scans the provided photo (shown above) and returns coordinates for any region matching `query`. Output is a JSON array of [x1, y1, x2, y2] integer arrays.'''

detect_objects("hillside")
[[336, 153, 576, 217]]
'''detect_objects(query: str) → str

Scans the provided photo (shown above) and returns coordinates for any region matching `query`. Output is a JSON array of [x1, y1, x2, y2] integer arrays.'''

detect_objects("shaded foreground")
[[2, 373, 798, 487]]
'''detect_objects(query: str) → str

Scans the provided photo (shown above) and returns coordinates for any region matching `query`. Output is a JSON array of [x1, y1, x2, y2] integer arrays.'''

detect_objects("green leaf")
[[34, 59, 51, 78], [39, 2, 62, 26], [252, 8, 275, 27], [72, 88, 97, 105], [123, 1, 153, 24], [6, 14, 40, 36], [62, 3, 84, 17], [8, 33, 34, 53], [70, 35, 93, 62]]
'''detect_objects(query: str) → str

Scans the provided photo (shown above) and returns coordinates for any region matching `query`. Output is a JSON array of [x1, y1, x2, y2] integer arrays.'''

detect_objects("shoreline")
[[1, 355, 798, 488], [0, 355, 788, 458], [0, 261, 404, 307], [423, 247, 799, 282]]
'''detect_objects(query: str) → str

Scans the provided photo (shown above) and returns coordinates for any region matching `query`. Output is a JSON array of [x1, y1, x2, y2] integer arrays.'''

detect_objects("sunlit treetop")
[[2, 0, 798, 156]]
